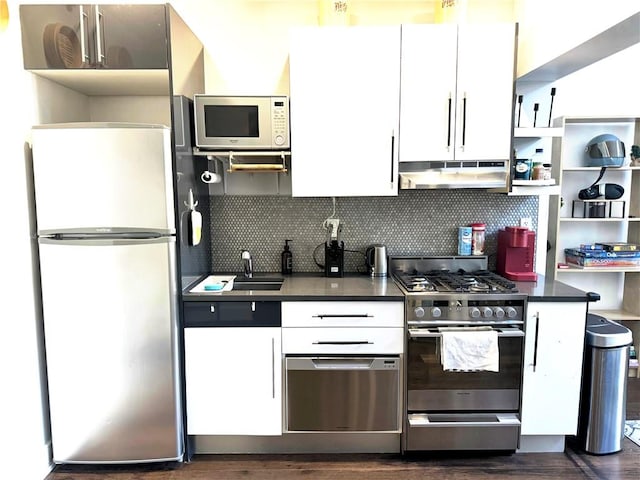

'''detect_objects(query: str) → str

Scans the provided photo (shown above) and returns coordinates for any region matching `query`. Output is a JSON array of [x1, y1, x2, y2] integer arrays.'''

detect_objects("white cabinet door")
[[520, 302, 587, 435], [399, 23, 515, 163], [455, 23, 516, 161], [185, 327, 282, 435], [400, 24, 457, 162], [289, 26, 400, 197]]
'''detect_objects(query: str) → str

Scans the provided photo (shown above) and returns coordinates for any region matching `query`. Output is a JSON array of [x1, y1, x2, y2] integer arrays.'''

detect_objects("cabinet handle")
[[95, 6, 105, 66], [312, 314, 373, 319], [390, 131, 395, 184], [312, 341, 373, 345], [446, 94, 452, 150], [461, 93, 467, 150], [533, 312, 540, 372], [79, 6, 89, 64], [271, 337, 275, 399]]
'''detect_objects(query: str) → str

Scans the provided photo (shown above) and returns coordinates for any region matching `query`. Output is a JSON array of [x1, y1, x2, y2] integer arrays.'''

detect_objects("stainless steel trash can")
[[578, 314, 633, 454]]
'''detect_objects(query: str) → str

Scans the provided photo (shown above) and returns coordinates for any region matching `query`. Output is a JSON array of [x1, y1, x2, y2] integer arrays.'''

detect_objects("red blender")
[[496, 226, 538, 281]]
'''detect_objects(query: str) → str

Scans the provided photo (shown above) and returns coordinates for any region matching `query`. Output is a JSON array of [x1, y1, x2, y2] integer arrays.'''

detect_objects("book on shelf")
[[564, 247, 640, 267], [596, 242, 639, 252]]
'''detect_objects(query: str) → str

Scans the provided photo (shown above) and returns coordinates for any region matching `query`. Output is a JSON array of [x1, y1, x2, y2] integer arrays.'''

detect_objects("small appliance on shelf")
[[496, 226, 537, 281]]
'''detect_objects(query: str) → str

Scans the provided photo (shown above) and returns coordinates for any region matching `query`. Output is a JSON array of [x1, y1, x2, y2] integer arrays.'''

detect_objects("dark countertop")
[[183, 273, 405, 301], [183, 273, 588, 303], [513, 274, 590, 302]]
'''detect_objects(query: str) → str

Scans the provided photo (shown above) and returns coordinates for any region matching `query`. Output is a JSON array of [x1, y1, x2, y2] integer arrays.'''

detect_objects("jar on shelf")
[[532, 162, 545, 180], [470, 223, 486, 256]]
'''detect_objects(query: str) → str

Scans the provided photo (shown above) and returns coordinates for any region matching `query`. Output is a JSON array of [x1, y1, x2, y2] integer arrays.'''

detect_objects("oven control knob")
[[505, 307, 518, 318], [414, 307, 425, 318], [431, 307, 442, 318], [493, 307, 505, 318], [482, 307, 493, 318], [469, 307, 481, 318]]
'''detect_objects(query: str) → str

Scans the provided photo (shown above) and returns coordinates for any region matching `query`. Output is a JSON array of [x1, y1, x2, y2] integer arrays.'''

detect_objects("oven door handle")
[[409, 329, 524, 338]]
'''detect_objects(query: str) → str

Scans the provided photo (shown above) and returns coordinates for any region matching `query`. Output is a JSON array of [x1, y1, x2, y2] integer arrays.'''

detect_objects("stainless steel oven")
[[389, 255, 527, 452], [405, 320, 524, 451], [285, 356, 401, 432]]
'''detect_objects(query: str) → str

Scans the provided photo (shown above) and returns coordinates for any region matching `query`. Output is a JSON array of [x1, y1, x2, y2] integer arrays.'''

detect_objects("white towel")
[[440, 329, 499, 372]]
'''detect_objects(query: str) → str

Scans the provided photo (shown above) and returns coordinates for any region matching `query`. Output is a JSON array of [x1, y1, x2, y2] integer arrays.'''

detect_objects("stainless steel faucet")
[[241, 250, 253, 278]]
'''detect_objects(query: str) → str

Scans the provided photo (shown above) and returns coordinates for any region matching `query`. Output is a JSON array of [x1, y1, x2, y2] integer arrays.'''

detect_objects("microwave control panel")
[[272, 97, 290, 148]]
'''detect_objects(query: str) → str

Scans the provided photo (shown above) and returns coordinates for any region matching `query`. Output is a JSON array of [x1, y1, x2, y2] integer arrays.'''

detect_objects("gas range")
[[389, 255, 527, 324], [395, 256, 527, 452]]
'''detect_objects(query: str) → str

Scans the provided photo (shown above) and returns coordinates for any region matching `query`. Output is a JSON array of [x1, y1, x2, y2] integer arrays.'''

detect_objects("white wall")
[[514, 0, 639, 78], [0, 2, 52, 478]]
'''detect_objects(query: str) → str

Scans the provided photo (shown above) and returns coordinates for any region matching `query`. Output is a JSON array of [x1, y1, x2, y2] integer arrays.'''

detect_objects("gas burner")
[[469, 283, 491, 293]]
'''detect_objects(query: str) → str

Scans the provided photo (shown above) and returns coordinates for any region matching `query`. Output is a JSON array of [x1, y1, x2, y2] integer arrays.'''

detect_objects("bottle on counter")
[[281, 239, 293, 274], [471, 223, 486, 256], [530, 148, 544, 180]]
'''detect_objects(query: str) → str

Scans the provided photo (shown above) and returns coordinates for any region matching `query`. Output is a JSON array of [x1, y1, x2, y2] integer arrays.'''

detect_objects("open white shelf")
[[514, 127, 563, 138]]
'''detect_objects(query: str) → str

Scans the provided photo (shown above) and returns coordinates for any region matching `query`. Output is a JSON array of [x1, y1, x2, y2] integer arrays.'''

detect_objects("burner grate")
[[395, 269, 518, 294]]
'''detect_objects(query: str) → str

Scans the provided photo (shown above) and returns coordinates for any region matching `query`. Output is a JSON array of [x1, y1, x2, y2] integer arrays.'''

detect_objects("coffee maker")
[[324, 220, 344, 277], [496, 226, 538, 281]]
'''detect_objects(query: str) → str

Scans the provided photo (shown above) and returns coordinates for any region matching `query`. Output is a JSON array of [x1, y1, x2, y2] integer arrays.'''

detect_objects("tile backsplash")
[[209, 190, 538, 274]]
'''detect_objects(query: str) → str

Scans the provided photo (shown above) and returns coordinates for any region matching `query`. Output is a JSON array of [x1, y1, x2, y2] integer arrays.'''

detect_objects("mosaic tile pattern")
[[208, 191, 538, 274]]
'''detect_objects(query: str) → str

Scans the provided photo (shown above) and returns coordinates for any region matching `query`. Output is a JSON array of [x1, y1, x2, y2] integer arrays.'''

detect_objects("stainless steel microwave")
[[194, 95, 290, 150]]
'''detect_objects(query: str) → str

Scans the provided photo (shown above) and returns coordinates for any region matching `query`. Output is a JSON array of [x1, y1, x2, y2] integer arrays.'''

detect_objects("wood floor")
[[47, 378, 640, 480]]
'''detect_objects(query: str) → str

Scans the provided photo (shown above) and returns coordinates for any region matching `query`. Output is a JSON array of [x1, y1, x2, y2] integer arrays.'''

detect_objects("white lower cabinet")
[[185, 327, 282, 435], [520, 301, 587, 437]]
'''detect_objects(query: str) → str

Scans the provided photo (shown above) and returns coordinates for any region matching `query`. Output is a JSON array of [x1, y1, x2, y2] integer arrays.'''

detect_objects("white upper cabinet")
[[289, 26, 400, 197], [400, 23, 516, 163]]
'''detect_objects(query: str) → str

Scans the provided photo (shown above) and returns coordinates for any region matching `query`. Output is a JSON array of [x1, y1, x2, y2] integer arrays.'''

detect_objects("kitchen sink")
[[232, 277, 284, 291]]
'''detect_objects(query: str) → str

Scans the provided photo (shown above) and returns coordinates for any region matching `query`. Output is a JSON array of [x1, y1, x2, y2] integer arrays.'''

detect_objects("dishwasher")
[[281, 301, 404, 434], [285, 356, 400, 432]]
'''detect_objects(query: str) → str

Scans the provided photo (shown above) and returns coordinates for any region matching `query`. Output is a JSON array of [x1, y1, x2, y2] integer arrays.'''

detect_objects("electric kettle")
[[365, 244, 387, 277]]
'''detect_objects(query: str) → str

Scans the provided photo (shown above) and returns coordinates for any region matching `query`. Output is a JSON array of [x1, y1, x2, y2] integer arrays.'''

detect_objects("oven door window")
[[204, 105, 259, 138], [407, 335, 522, 411]]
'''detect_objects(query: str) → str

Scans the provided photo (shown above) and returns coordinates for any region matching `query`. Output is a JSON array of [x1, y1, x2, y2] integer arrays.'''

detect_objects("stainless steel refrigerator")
[[31, 123, 183, 464]]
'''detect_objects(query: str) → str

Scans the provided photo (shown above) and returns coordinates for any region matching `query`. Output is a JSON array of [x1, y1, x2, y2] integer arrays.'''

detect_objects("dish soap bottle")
[[281, 239, 293, 275]]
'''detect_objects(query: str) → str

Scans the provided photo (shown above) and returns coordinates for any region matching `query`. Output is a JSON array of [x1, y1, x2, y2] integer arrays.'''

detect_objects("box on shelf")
[[564, 247, 640, 268], [571, 200, 626, 218]]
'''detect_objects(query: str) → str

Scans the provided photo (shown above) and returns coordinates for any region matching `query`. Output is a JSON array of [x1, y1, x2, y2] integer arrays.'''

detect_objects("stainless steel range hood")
[[399, 160, 509, 190]]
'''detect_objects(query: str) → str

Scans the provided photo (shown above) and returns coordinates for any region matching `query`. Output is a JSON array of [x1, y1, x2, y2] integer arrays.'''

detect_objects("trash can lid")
[[586, 313, 633, 348]]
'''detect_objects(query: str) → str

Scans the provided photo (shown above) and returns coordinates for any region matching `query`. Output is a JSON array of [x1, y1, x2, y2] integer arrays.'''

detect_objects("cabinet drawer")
[[282, 301, 403, 327], [282, 327, 404, 354], [183, 301, 281, 327]]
